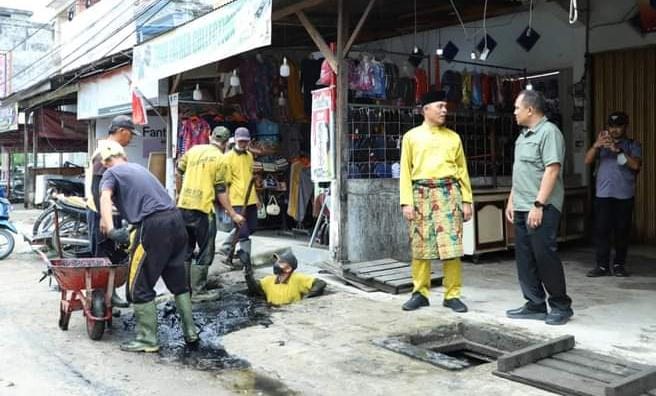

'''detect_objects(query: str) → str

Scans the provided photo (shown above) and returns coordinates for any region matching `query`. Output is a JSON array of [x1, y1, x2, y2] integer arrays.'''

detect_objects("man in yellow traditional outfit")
[[399, 90, 473, 313]]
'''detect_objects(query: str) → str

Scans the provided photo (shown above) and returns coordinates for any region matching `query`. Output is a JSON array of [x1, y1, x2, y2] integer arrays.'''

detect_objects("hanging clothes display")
[[481, 74, 492, 106], [287, 159, 313, 222], [240, 57, 259, 120], [414, 67, 428, 105], [301, 58, 324, 115], [471, 72, 483, 109], [287, 59, 306, 122], [178, 116, 211, 155], [255, 56, 275, 118], [461, 70, 472, 107], [433, 54, 441, 90]]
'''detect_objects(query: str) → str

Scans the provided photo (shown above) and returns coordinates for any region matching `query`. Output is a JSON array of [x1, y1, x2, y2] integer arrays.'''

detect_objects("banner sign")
[[0, 103, 18, 133], [310, 87, 336, 182], [78, 65, 163, 120], [133, 0, 271, 85], [0, 52, 9, 99]]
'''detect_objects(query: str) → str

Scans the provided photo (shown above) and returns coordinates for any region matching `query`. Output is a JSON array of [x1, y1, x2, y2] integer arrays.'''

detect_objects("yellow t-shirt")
[[177, 144, 227, 214], [399, 122, 473, 206], [259, 272, 316, 305], [224, 149, 257, 206]]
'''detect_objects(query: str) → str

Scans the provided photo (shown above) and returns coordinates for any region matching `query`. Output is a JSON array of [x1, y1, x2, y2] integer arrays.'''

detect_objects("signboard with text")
[[78, 65, 164, 120], [310, 87, 336, 182], [0, 52, 10, 99], [132, 0, 271, 86], [0, 103, 18, 133]]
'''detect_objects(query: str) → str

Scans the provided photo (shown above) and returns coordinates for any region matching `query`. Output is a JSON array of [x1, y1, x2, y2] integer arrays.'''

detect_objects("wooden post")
[[296, 11, 338, 72], [331, 0, 349, 264], [344, 0, 376, 55], [23, 111, 29, 208]]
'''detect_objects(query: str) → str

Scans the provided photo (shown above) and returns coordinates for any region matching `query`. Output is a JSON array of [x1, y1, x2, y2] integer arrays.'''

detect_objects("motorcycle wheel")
[[0, 229, 15, 259], [32, 206, 55, 236], [52, 215, 89, 258]]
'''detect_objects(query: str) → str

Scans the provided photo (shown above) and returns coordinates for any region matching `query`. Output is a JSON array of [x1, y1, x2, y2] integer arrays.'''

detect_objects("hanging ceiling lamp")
[[436, 29, 443, 56], [280, 57, 290, 77], [229, 70, 240, 87], [192, 84, 202, 101]]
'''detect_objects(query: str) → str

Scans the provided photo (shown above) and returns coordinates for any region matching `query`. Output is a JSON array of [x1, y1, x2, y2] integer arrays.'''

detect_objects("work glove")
[[107, 227, 130, 245]]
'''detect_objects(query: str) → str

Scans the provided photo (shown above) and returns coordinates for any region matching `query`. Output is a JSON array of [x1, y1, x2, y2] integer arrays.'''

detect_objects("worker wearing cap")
[[177, 126, 245, 299], [399, 90, 472, 313], [585, 111, 642, 277], [98, 141, 197, 353], [245, 251, 326, 306], [217, 127, 260, 266], [85, 114, 141, 308]]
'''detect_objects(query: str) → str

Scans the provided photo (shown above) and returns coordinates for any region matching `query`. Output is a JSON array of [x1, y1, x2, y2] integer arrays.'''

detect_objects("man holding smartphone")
[[585, 112, 642, 277]]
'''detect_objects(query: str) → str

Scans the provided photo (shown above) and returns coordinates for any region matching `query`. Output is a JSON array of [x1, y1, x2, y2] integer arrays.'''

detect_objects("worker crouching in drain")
[[245, 251, 326, 306], [98, 141, 198, 352]]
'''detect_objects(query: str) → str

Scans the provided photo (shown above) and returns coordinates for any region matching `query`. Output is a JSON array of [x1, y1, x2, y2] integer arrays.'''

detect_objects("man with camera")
[[585, 112, 642, 277]]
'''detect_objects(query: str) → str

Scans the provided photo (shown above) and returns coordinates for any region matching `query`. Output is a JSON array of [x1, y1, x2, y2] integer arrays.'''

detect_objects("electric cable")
[[1, 0, 77, 53], [527, 0, 534, 36], [569, 0, 578, 24], [32, 0, 174, 152], [5, 0, 136, 90], [449, 0, 469, 39], [483, 0, 488, 49]]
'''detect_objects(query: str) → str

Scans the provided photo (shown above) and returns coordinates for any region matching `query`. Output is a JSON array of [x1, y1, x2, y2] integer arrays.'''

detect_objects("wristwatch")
[[534, 200, 545, 209]]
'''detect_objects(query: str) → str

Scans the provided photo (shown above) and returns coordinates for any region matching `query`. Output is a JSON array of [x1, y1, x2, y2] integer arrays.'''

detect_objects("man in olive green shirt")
[[505, 90, 573, 326]]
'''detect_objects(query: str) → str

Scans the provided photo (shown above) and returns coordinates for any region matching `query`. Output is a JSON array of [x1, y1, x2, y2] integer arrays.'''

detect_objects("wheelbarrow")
[[44, 252, 128, 340]]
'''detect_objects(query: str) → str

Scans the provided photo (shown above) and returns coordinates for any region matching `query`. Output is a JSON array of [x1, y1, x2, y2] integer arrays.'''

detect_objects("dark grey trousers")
[[514, 206, 572, 312]]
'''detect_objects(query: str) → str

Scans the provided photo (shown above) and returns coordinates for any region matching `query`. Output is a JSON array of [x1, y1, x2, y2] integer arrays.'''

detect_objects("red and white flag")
[[131, 83, 148, 125]]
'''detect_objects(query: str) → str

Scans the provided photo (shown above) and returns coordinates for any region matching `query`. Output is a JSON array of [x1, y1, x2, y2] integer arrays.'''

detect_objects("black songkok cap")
[[420, 91, 447, 106]]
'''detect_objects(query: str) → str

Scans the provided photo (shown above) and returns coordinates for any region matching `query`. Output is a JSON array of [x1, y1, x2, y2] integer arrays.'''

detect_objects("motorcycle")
[[0, 197, 17, 260]]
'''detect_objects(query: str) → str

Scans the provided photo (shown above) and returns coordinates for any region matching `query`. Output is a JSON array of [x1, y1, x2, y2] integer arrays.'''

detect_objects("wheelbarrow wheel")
[[86, 289, 105, 340], [58, 308, 71, 330]]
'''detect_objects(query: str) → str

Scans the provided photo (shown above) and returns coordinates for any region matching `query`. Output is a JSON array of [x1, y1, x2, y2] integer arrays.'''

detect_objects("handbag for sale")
[[257, 204, 268, 219], [266, 195, 281, 216], [263, 175, 278, 189]]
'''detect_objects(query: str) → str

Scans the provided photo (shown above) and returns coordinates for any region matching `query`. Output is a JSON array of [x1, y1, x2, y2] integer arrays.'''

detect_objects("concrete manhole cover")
[[373, 322, 656, 396], [372, 322, 537, 371]]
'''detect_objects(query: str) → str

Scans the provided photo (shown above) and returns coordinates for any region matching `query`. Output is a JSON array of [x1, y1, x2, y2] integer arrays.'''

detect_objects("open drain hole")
[[373, 322, 539, 371]]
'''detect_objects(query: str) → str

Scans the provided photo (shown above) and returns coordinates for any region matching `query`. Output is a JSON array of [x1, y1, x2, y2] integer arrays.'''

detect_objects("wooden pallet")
[[494, 336, 656, 396], [343, 258, 443, 294]]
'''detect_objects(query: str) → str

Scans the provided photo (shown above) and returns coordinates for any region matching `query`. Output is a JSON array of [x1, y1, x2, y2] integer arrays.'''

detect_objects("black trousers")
[[128, 209, 189, 303], [514, 206, 572, 312], [86, 209, 127, 264], [180, 208, 212, 266], [595, 197, 634, 269]]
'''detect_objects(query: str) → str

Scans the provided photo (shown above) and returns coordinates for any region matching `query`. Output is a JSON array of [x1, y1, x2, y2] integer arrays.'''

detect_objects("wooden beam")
[[272, 0, 327, 21], [296, 10, 338, 73], [169, 73, 182, 94], [497, 335, 575, 373], [344, 0, 376, 56], [605, 368, 656, 396]]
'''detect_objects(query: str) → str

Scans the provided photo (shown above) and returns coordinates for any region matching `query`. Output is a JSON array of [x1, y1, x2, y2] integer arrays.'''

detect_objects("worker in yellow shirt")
[[245, 251, 326, 305], [217, 127, 260, 266], [400, 90, 473, 313], [177, 127, 245, 298]]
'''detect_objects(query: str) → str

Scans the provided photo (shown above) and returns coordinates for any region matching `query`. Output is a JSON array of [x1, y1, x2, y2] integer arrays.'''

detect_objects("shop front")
[[132, 0, 656, 266]]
